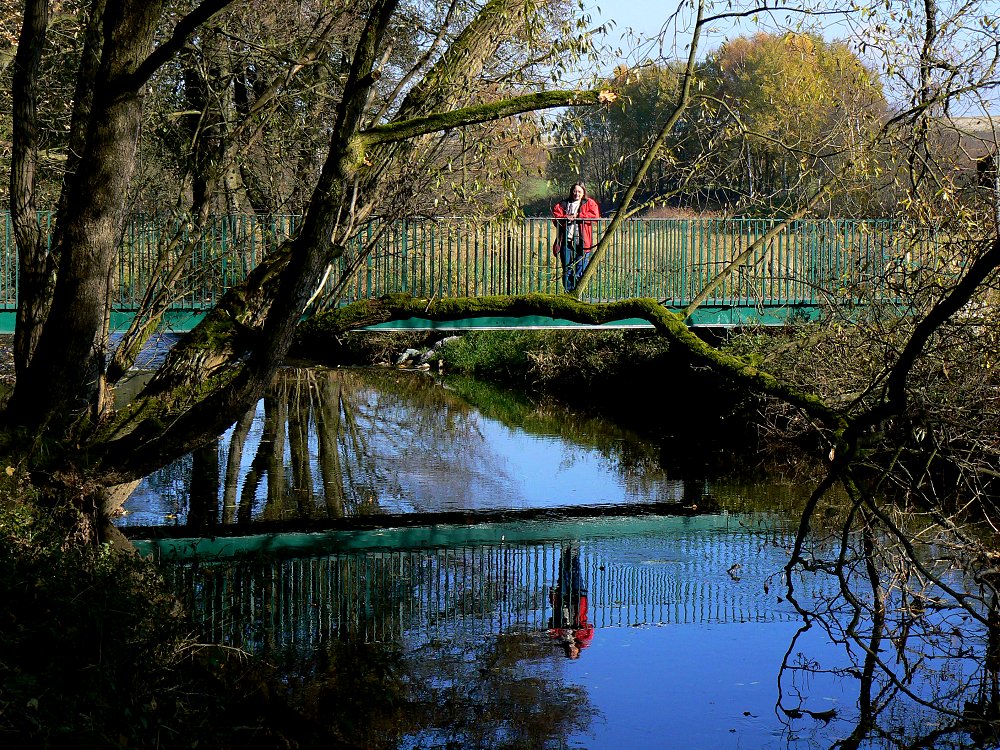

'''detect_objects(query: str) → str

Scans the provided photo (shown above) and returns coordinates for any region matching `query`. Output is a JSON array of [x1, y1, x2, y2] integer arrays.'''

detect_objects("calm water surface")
[[122, 368, 699, 527], [122, 367, 998, 749]]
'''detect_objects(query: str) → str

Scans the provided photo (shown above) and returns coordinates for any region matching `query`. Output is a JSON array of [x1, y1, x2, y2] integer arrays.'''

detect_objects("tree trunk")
[[81, 0, 403, 483], [2, 0, 603, 547], [287, 372, 315, 514], [222, 404, 256, 523], [7, 0, 167, 431], [316, 371, 346, 518], [9, 0, 48, 379], [188, 438, 221, 532]]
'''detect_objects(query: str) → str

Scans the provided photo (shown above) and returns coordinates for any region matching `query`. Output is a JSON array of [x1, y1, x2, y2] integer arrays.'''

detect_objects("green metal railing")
[[116, 213, 299, 309], [0, 213, 925, 326], [331, 216, 910, 307]]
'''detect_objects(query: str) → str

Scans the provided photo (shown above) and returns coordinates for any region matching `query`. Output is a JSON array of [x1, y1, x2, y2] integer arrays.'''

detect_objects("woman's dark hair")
[[566, 182, 587, 200]]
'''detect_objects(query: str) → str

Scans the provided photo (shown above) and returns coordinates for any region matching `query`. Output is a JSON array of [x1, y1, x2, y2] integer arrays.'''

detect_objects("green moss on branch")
[[359, 90, 605, 147]]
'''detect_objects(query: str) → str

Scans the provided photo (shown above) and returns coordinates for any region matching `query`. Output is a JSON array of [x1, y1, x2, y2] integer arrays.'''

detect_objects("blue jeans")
[[560, 237, 588, 292]]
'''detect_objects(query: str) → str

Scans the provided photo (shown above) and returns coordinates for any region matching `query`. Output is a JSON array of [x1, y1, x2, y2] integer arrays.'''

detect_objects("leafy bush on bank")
[[436, 329, 669, 387], [725, 319, 1000, 503]]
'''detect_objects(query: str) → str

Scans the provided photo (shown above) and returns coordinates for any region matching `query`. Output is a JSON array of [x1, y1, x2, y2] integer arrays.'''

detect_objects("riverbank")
[[291, 318, 1000, 498], [0, 336, 15, 384], [291, 328, 798, 475]]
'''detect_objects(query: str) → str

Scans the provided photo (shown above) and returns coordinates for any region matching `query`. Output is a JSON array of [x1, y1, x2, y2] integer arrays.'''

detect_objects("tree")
[[698, 31, 886, 212], [4, 0, 612, 539], [547, 29, 888, 215]]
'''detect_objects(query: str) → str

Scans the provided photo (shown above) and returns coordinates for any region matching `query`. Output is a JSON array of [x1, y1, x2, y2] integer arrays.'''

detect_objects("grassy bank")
[[299, 328, 772, 473]]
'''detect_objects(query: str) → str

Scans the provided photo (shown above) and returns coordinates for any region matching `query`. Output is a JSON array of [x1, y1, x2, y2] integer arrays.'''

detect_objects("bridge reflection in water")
[[139, 514, 829, 656]]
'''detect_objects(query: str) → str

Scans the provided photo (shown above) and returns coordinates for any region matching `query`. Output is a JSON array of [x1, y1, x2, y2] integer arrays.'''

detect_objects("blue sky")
[[589, 0, 849, 61], [593, 1, 700, 45], [584, 1, 1000, 114]]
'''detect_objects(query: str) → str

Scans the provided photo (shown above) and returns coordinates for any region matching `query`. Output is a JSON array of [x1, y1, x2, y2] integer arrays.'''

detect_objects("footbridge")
[[1, 213, 917, 331]]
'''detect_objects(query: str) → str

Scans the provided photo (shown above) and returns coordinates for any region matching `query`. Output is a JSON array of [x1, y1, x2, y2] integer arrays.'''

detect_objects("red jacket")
[[548, 594, 594, 651], [552, 197, 600, 255]]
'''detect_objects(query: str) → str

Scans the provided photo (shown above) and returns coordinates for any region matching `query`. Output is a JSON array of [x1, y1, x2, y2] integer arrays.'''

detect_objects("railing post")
[[4, 210, 12, 305], [401, 220, 408, 294], [680, 219, 689, 303], [427, 221, 435, 298], [635, 219, 643, 298]]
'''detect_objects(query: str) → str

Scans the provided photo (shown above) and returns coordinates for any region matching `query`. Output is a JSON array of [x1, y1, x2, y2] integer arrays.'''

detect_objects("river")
[[119, 366, 999, 749]]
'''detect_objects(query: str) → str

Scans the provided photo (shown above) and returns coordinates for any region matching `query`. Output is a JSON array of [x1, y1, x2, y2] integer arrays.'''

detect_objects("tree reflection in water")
[[129, 366, 682, 529], [276, 631, 595, 749], [172, 367, 513, 527], [127, 367, 1000, 746], [780, 498, 1000, 748]]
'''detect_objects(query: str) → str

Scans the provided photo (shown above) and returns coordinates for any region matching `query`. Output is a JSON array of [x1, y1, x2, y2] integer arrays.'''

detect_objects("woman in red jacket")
[[552, 182, 600, 292]]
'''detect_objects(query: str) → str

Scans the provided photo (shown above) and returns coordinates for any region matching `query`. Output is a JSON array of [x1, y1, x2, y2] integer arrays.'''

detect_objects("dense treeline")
[[0, 0, 569, 217], [544, 30, 994, 219]]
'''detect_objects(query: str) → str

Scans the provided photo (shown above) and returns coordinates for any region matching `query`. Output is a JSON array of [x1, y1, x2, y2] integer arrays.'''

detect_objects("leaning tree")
[[5, 0, 613, 539]]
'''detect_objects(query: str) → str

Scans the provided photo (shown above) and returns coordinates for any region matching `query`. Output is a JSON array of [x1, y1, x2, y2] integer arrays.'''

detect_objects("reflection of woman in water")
[[548, 544, 594, 659]]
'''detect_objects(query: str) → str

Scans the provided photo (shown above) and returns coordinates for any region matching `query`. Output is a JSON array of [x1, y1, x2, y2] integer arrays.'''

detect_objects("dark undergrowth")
[[0, 489, 361, 749]]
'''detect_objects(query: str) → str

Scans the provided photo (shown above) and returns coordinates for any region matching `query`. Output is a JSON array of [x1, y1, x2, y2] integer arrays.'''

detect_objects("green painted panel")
[[132, 512, 739, 561], [0, 309, 209, 335], [0, 305, 823, 334], [362, 303, 822, 330], [108, 310, 208, 333]]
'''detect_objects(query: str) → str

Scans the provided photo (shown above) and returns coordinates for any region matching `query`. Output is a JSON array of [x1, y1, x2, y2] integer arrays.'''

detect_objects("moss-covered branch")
[[358, 89, 607, 147], [297, 293, 846, 431]]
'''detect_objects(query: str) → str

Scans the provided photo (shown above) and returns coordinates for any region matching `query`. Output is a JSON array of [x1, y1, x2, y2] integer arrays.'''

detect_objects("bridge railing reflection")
[[165, 530, 831, 655]]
